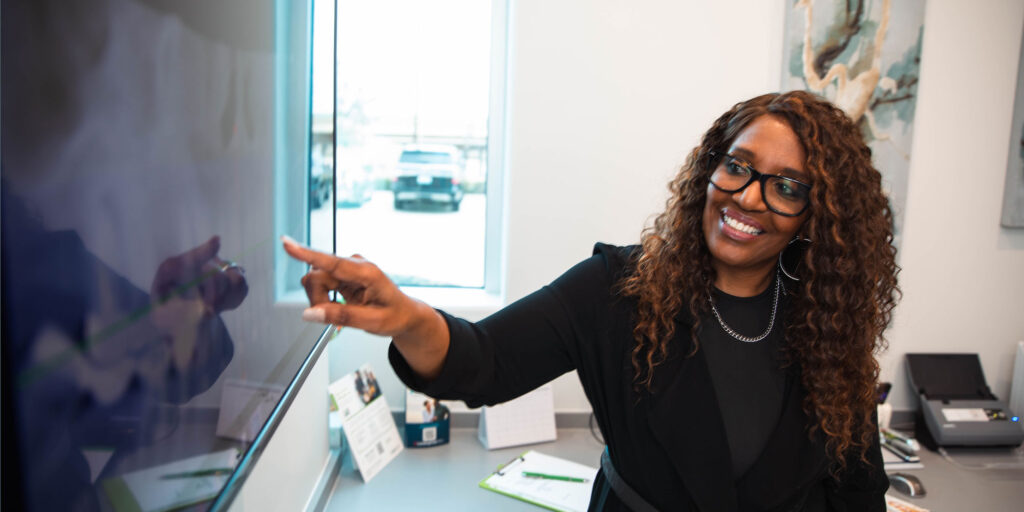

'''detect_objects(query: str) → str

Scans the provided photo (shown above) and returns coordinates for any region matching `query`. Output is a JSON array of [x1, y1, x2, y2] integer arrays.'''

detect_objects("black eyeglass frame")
[[706, 150, 813, 217]]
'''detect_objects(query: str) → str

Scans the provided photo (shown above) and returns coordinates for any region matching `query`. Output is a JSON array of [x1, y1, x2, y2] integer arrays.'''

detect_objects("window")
[[309, 0, 507, 291]]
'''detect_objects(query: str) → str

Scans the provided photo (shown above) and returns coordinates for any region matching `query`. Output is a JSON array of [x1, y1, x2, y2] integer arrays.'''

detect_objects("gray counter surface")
[[324, 428, 1024, 511]]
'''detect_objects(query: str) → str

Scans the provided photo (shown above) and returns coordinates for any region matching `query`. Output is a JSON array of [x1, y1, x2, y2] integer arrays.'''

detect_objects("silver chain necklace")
[[708, 271, 781, 343]]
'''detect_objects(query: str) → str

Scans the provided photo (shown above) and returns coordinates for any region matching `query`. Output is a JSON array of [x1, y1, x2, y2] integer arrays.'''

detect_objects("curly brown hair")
[[618, 90, 900, 473]]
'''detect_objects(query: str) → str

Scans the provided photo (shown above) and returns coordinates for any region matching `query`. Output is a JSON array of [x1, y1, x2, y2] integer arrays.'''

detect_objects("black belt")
[[601, 447, 819, 512], [600, 447, 660, 512]]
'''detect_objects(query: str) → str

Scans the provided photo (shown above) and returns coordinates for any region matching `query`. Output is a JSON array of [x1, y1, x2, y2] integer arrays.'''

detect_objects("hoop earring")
[[778, 237, 811, 281]]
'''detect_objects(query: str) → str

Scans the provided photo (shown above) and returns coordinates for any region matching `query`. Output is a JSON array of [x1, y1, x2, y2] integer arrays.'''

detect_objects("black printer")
[[906, 353, 1024, 448]]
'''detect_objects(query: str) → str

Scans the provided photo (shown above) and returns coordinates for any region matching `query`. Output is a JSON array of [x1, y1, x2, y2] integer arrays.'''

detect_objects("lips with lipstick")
[[721, 208, 765, 237]]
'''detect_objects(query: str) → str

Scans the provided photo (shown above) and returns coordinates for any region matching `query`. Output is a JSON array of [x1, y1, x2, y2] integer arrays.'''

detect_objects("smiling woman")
[[622, 91, 899, 490], [702, 115, 810, 296], [284, 90, 900, 511]]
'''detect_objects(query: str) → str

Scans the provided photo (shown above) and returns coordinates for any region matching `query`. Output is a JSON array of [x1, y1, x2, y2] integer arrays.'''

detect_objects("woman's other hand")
[[281, 236, 449, 380], [150, 235, 248, 370], [150, 235, 249, 314]]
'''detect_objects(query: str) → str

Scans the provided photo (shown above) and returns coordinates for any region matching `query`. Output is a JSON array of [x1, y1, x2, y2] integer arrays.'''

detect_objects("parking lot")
[[310, 190, 486, 288]]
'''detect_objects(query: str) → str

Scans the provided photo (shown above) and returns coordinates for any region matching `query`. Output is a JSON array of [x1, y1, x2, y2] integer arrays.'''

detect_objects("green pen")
[[522, 471, 589, 483], [161, 467, 234, 479]]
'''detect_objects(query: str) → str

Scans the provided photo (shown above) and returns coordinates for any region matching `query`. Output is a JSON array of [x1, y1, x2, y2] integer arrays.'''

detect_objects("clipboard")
[[479, 450, 598, 512]]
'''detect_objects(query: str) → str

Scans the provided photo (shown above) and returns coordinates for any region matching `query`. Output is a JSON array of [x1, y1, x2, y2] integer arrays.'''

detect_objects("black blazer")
[[390, 243, 888, 511]]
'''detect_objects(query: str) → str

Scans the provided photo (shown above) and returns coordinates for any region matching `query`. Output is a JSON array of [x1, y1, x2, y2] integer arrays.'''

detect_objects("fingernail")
[[302, 307, 326, 323], [281, 235, 303, 248]]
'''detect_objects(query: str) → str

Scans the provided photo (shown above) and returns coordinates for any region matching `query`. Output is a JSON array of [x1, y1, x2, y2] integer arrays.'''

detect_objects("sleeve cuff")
[[387, 309, 480, 400]]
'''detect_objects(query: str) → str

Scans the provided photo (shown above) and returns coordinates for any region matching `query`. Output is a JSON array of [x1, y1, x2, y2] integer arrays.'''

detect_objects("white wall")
[[881, 0, 1024, 410], [326, 0, 1024, 415], [503, 0, 787, 411]]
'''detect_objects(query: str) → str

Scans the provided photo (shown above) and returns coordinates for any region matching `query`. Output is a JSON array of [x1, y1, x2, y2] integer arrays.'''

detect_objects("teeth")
[[723, 213, 763, 235]]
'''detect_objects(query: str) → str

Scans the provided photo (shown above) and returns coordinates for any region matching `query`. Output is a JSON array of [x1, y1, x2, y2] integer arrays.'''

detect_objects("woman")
[[284, 91, 899, 511]]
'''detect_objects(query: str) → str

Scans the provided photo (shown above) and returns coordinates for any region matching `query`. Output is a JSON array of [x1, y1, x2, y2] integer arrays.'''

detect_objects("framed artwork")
[[782, 0, 926, 245], [1001, 29, 1024, 228]]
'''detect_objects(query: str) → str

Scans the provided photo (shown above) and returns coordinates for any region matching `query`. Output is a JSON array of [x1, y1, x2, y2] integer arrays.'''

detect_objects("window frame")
[[479, 0, 510, 301], [282, 0, 511, 310]]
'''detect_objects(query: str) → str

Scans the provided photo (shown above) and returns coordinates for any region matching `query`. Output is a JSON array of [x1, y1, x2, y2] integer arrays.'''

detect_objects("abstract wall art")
[[1001, 28, 1024, 228], [782, 0, 926, 244]]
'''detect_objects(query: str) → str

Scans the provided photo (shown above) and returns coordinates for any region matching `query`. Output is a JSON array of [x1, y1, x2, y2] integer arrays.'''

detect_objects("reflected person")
[[2, 0, 253, 508], [3, 188, 247, 510]]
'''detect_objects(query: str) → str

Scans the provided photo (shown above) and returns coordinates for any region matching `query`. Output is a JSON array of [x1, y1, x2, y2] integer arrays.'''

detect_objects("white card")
[[941, 408, 989, 422], [328, 364, 403, 482], [478, 384, 556, 450]]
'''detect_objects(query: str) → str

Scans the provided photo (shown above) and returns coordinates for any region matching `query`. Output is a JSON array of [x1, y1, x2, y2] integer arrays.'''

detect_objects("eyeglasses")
[[707, 151, 812, 217]]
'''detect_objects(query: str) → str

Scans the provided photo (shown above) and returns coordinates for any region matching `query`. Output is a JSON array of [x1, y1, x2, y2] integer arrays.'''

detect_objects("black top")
[[389, 243, 888, 511], [704, 284, 786, 478]]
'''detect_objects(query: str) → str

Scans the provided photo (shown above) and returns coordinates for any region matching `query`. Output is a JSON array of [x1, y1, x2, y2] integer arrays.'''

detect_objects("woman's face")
[[702, 114, 810, 287]]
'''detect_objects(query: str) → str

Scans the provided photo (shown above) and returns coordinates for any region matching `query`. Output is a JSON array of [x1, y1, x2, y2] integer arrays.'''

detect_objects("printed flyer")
[[328, 364, 403, 482]]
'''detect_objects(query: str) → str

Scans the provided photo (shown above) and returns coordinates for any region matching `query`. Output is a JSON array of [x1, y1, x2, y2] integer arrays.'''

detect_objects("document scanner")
[[906, 353, 1024, 447]]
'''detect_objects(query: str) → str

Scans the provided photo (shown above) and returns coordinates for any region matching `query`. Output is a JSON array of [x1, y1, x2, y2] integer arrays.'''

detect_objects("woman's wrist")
[[393, 300, 449, 380]]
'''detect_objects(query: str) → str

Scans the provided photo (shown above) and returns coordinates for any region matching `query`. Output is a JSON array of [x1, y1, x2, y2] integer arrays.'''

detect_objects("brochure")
[[328, 364, 403, 482], [403, 389, 451, 447]]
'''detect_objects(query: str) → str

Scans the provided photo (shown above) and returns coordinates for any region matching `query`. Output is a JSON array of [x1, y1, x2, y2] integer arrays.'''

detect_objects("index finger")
[[176, 235, 222, 272], [281, 235, 369, 283], [281, 235, 337, 268]]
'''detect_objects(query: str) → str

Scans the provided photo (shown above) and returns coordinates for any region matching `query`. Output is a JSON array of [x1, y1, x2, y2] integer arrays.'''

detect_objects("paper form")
[[479, 450, 598, 512]]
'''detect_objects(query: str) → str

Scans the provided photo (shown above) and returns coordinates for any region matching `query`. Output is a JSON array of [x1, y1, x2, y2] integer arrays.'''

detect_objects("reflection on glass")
[[310, 0, 492, 288], [2, 0, 320, 509]]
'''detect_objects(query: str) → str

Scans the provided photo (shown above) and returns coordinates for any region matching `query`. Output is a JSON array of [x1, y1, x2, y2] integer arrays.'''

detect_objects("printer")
[[906, 353, 1024, 448]]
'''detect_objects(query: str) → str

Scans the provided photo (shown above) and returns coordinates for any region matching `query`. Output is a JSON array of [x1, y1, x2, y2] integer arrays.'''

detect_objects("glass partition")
[[1, 0, 330, 509]]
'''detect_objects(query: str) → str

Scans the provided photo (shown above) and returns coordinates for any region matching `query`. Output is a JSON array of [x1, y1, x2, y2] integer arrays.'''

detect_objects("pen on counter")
[[161, 467, 235, 479], [522, 472, 589, 483], [881, 440, 919, 462], [881, 428, 920, 452]]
